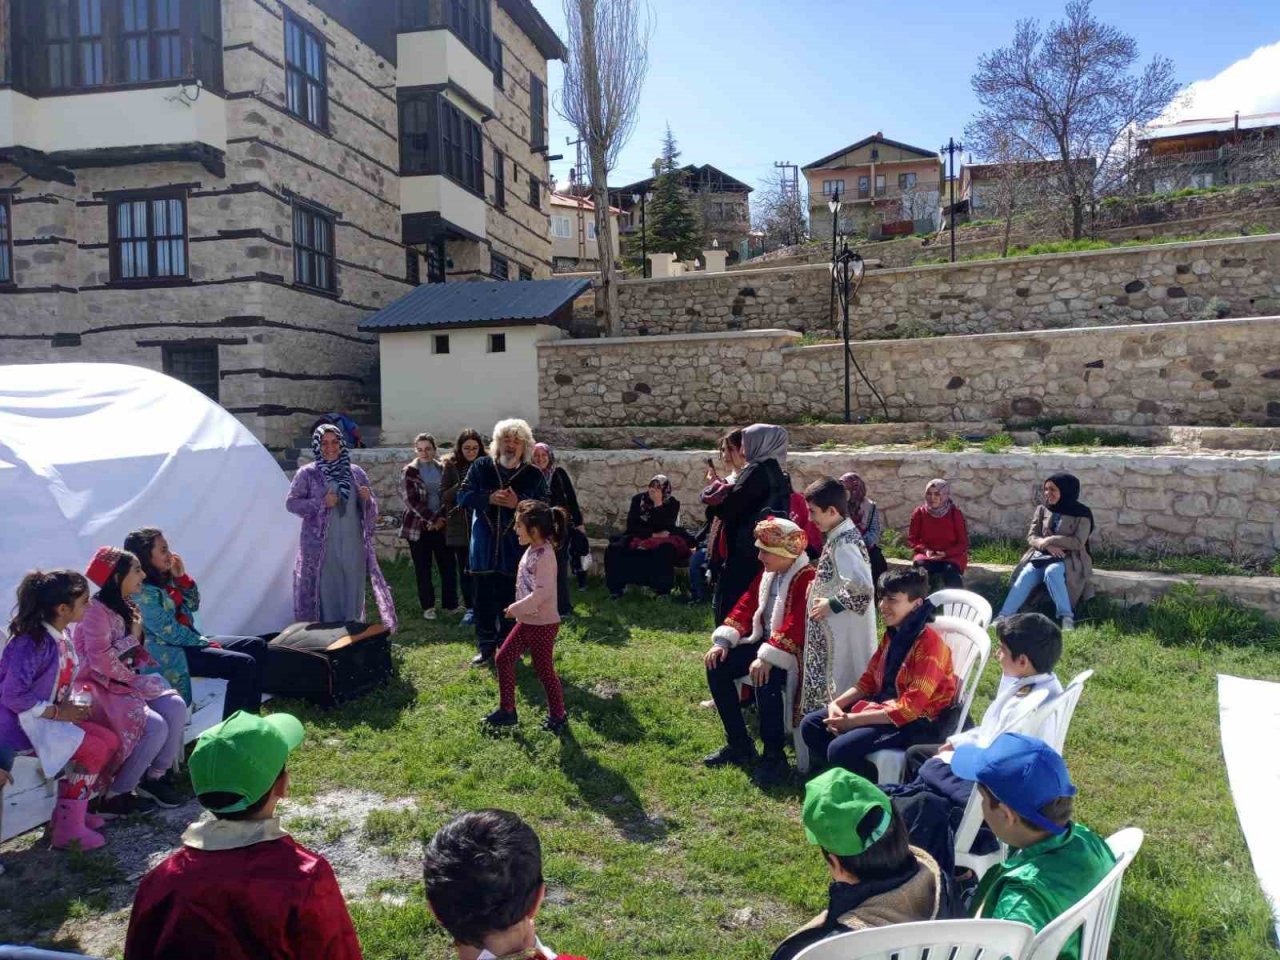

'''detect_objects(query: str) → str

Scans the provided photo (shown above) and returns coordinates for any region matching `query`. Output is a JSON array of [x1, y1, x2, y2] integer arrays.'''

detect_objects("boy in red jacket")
[[124, 711, 362, 960], [424, 809, 587, 960], [799, 568, 957, 782]]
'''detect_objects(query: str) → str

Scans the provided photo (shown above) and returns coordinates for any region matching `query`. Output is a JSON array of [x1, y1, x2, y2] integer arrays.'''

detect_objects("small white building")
[[359, 278, 592, 443]]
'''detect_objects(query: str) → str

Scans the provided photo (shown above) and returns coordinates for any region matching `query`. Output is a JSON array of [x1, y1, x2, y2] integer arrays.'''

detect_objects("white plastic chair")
[[929, 588, 993, 629], [792, 919, 1035, 960], [955, 669, 1095, 879], [869, 615, 991, 785], [0, 754, 57, 844], [1022, 828, 1144, 960]]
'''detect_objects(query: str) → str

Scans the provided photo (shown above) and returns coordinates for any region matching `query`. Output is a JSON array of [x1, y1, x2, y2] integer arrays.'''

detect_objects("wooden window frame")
[[398, 91, 484, 198], [492, 38, 503, 89], [494, 149, 506, 209], [528, 175, 541, 211], [284, 9, 328, 132], [107, 189, 189, 286], [490, 253, 509, 281], [529, 72, 546, 151], [0, 197, 13, 286], [488, 332, 507, 353], [518, 266, 532, 281], [292, 199, 337, 294], [432, 334, 450, 355]]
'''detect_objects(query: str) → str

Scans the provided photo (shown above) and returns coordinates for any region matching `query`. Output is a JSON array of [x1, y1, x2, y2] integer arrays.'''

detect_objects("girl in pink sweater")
[[484, 500, 571, 734]]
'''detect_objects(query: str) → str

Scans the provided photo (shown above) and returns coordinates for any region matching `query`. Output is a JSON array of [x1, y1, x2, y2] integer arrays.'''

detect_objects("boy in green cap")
[[771, 768, 945, 960], [124, 710, 363, 960]]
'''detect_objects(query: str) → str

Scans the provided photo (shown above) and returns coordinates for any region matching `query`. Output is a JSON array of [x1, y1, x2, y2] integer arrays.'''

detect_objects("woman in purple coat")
[[286, 425, 397, 631]]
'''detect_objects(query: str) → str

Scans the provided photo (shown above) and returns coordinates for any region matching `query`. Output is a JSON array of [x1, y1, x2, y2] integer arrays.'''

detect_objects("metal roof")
[[357, 278, 593, 333], [1140, 111, 1280, 141]]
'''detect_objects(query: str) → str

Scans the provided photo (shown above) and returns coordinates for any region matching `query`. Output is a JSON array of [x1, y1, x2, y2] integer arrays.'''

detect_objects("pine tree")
[[644, 126, 703, 263]]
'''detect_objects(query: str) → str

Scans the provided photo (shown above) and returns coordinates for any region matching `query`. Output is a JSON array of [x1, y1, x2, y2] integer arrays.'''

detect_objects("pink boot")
[[51, 798, 106, 851], [85, 809, 107, 830]]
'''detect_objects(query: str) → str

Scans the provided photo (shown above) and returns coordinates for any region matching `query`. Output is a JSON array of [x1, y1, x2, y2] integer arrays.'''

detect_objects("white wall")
[[397, 31, 496, 115], [380, 324, 563, 443], [0, 86, 227, 154], [401, 174, 489, 239]]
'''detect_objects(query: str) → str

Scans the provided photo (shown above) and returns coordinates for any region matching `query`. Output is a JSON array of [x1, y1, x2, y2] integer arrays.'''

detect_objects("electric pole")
[[774, 160, 800, 247], [567, 135, 586, 263]]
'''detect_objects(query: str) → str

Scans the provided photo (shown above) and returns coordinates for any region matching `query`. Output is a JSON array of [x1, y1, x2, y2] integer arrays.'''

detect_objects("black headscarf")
[[1045, 473, 1094, 552]]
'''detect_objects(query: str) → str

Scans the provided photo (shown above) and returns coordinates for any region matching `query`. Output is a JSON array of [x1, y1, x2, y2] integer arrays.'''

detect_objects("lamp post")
[[632, 190, 652, 277], [940, 137, 964, 263], [831, 243, 865, 424], [827, 189, 841, 330]]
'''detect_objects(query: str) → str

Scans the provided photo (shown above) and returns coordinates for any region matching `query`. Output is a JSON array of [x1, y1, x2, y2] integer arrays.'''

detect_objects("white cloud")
[[1159, 41, 1280, 124]]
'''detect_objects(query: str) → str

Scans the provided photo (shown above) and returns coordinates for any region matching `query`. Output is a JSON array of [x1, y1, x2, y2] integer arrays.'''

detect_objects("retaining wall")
[[614, 234, 1280, 339], [538, 317, 1280, 428]]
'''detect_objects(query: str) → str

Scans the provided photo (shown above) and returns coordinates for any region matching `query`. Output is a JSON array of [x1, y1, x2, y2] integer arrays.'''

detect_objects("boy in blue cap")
[[952, 733, 1115, 960]]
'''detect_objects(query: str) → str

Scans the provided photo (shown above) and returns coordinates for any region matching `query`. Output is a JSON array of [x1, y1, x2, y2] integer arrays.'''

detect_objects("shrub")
[[980, 432, 1016, 454]]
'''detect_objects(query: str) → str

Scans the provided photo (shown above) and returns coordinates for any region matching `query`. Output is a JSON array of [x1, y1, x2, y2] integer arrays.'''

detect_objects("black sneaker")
[[137, 776, 184, 809], [751, 754, 791, 788], [541, 715, 568, 735], [482, 708, 519, 728], [703, 744, 757, 768], [470, 652, 495, 668], [95, 792, 158, 818]]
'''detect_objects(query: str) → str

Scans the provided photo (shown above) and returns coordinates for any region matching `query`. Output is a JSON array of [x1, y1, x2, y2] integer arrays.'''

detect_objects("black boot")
[[751, 752, 791, 788], [703, 742, 757, 768]]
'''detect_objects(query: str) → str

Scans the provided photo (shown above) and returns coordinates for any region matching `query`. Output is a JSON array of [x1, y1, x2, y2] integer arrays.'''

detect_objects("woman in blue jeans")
[[996, 474, 1095, 631]]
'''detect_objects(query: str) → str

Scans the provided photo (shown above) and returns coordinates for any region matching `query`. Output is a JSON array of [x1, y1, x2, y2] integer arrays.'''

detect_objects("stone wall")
[[613, 234, 1280, 339], [342, 447, 1280, 561], [537, 317, 1280, 428]]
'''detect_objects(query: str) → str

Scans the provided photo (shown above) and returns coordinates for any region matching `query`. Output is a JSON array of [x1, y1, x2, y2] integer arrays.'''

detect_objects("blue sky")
[[536, 0, 1280, 196]]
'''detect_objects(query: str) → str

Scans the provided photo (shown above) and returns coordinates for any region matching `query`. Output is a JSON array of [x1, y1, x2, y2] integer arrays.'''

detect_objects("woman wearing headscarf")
[[605, 475, 691, 600], [841, 472, 888, 591], [533, 442, 585, 616], [908, 478, 969, 590], [441, 428, 484, 624], [706, 424, 791, 623], [997, 473, 1095, 630], [286, 424, 398, 630]]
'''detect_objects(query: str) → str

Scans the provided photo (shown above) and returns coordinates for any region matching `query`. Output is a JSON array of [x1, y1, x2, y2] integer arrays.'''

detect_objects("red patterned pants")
[[495, 622, 565, 720]]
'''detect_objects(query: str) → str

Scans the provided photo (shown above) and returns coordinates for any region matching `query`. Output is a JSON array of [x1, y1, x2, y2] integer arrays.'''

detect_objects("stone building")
[[0, 0, 564, 450], [612, 164, 753, 262]]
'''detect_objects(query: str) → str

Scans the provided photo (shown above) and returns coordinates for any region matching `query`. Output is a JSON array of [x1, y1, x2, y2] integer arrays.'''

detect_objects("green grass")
[[255, 561, 1280, 958], [915, 227, 1277, 265]]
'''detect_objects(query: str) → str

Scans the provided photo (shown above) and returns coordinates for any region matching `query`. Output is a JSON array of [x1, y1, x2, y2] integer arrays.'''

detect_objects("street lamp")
[[631, 190, 652, 277], [831, 243, 865, 424]]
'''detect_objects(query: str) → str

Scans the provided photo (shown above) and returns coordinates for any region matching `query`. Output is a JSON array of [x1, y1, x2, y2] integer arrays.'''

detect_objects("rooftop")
[[357, 279, 592, 334], [1140, 111, 1280, 142]]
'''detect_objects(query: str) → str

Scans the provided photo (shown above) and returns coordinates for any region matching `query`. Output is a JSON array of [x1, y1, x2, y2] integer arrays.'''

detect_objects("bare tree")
[[974, 130, 1058, 256], [966, 0, 1180, 239], [753, 168, 807, 251], [898, 179, 938, 232], [557, 0, 651, 336]]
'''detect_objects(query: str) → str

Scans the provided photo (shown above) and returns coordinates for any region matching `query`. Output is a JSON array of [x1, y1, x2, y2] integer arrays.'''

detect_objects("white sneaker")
[[1061, 616, 1075, 631], [423, 609, 437, 621]]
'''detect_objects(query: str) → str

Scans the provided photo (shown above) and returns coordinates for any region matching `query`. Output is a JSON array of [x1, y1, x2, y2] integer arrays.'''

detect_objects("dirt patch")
[[0, 789, 424, 954]]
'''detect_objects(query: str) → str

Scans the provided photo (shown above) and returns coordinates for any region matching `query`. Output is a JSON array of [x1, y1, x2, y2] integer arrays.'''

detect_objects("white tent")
[[0, 363, 298, 637]]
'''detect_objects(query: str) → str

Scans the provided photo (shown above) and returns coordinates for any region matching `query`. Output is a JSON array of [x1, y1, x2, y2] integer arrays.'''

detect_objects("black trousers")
[[713, 554, 762, 625], [474, 572, 517, 656], [451, 546, 474, 609], [605, 541, 678, 596], [555, 542, 572, 616], [916, 559, 965, 590], [409, 529, 458, 612], [706, 643, 788, 756], [868, 545, 889, 596], [184, 636, 269, 720]]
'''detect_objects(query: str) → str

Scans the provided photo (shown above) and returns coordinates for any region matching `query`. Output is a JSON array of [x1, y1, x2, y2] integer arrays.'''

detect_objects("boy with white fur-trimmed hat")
[[702, 517, 815, 787]]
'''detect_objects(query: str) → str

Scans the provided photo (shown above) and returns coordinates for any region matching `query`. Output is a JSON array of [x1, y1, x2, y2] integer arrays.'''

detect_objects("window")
[[20, 0, 223, 94], [162, 343, 219, 401], [492, 39, 503, 89], [109, 191, 187, 283], [587, 220, 597, 241], [0, 198, 12, 285], [490, 254, 509, 280], [293, 201, 335, 292], [433, 334, 450, 354], [285, 11, 327, 130], [822, 179, 845, 196], [898, 172, 917, 190], [519, 267, 532, 281], [448, 0, 490, 60], [494, 149, 506, 209], [875, 174, 886, 193], [857, 175, 870, 197], [406, 247, 420, 284], [551, 215, 572, 238], [427, 238, 446, 283], [529, 176, 541, 210], [1190, 172, 1215, 189], [529, 72, 546, 150], [398, 0, 430, 30], [398, 92, 484, 196], [488, 333, 506, 353]]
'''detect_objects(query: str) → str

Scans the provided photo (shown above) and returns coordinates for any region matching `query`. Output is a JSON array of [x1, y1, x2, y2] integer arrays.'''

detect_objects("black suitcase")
[[261, 621, 393, 708]]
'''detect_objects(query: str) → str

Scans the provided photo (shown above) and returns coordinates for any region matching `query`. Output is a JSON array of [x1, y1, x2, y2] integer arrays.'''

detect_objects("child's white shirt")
[[945, 671, 1064, 754]]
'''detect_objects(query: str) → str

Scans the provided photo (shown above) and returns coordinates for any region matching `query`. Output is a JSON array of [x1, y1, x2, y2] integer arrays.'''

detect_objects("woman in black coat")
[[605, 475, 691, 599], [707, 424, 791, 624], [533, 443, 585, 615]]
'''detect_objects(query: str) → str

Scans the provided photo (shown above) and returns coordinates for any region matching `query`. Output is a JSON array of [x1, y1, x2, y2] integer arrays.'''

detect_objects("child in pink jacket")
[[484, 500, 571, 734]]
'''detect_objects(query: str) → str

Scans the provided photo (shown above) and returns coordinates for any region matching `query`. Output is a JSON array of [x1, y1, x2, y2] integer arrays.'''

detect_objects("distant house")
[[611, 164, 753, 260], [804, 133, 944, 238], [1135, 112, 1280, 194], [359, 278, 591, 442], [549, 193, 621, 273], [960, 158, 1097, 216]]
